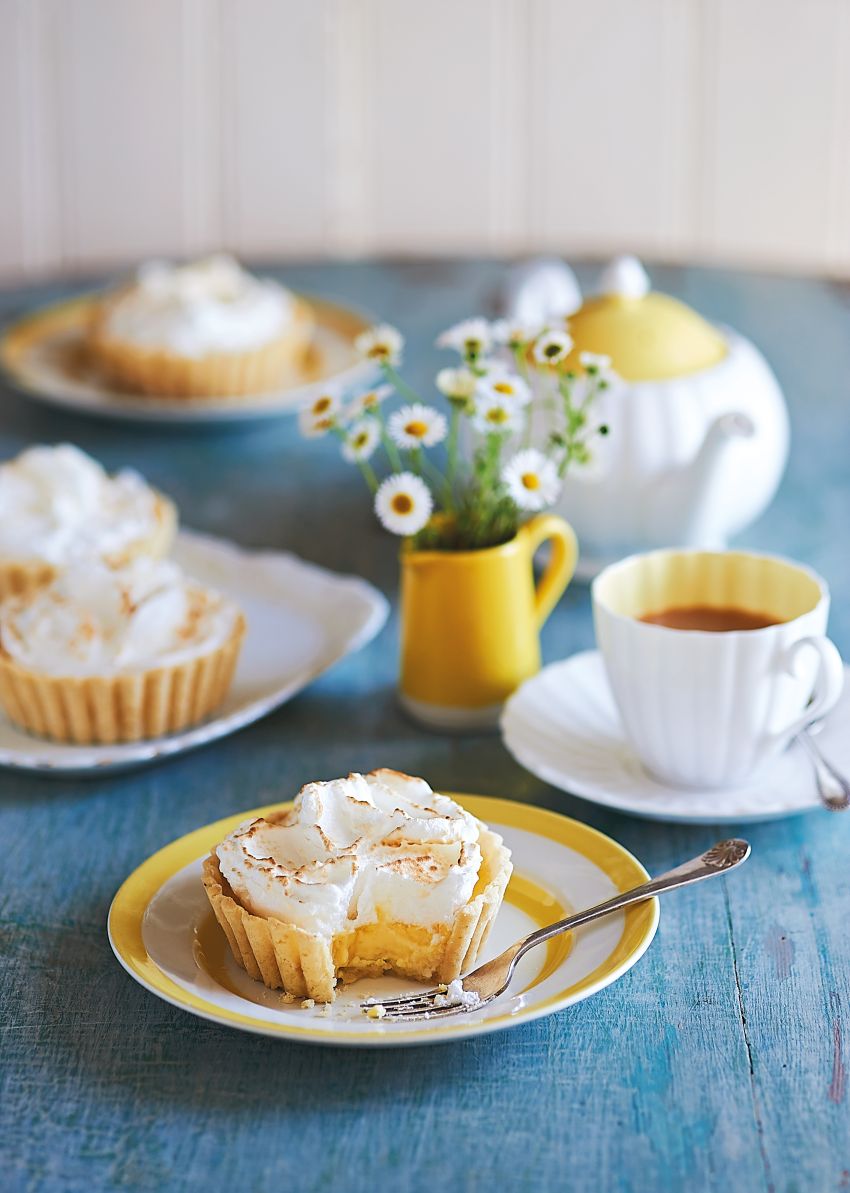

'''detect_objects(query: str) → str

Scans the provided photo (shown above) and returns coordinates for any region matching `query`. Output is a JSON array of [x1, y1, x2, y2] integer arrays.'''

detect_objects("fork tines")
[[361, 990, 469, 1020]]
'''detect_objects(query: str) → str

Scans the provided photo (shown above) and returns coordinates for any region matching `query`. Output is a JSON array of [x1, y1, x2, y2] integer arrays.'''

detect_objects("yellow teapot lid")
[[566, 257, 727, 381]]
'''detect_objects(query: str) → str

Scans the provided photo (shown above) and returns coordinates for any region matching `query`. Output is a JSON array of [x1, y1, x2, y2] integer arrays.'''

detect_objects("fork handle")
[[516, 838, 751, 960]]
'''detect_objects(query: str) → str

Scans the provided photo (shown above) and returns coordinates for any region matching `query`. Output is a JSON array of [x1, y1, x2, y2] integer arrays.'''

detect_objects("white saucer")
[[501, 650, 850, 823], [0, 530, 388, 775]]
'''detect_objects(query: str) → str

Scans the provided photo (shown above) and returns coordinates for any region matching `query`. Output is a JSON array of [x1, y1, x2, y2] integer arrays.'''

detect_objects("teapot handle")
[[522, 514, 578, 628]]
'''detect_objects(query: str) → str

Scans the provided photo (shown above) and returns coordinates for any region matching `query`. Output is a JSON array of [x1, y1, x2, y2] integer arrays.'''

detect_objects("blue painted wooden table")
[[1, 261, 848, 1193]]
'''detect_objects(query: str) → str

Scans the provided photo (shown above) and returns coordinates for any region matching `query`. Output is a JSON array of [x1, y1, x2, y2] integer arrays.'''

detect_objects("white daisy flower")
[[502, 449, 562, 511], [436, 367, 477, 403], [388, 403, 448, 449], [374, 472, 433, 536], [532, 329, 574, 366], [579, 351, 612, 372], [341, 418, 381, 462], [344, 383, 394, 420], [436, 318, 492, 361], [471, 394, 525, 436], [354, 323, 404, 366], [476, 369, 532, 407], [491, 318, 539, 348], [299, 390, 341, 437]]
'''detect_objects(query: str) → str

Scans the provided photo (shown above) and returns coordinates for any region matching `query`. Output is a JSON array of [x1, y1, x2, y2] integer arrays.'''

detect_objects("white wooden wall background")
[[1, 0, 849, 281]]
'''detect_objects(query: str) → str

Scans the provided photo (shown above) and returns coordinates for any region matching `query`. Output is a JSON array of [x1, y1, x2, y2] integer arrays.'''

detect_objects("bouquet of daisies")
[[298, 317, 611, 551]]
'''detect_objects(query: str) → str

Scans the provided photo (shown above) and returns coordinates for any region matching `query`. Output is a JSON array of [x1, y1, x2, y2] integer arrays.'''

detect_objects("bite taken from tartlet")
[[203, 770, 513, 1003], [0, 558, 245, 744], [88, 254, 315, 399], [0, 443, 176, 602]]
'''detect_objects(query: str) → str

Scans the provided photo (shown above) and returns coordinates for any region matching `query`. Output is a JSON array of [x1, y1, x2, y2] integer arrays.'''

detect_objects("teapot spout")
[[651, 412, 755, 547]]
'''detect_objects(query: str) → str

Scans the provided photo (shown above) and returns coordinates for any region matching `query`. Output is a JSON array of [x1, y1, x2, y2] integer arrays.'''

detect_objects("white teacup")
[[592, 549, 844, 789]]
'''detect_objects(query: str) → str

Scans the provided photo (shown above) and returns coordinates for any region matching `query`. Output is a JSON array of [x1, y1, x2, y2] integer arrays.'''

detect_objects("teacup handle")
[[522, 514, 578, 628], [777, 635, 844, 741]]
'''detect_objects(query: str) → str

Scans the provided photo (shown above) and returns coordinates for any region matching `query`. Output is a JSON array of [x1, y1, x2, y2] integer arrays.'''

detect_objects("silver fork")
[[365, 838, 751, 1022]]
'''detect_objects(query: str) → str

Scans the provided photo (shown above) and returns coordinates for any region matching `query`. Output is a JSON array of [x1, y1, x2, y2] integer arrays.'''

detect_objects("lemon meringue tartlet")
[[89, 255, 314, 399], [202, 770, 512, 1003], [0, 444, 176, 602], [0, 558, 244, 743]]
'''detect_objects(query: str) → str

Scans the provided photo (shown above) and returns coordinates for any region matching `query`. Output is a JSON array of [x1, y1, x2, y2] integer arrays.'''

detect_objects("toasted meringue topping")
[[102, 254, 293, 357], [0, 444, 163, 567], [0, 557, 241, 676], [216, 771, 484, 936]]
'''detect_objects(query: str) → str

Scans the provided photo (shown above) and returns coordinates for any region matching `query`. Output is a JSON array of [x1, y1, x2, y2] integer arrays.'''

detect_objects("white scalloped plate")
[[0, 531, 388, 775], [501, 651, 850, 823]]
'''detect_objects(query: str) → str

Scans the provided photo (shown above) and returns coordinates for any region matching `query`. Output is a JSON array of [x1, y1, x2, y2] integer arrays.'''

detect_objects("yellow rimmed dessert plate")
[[0, 291, 376, 423], [108, 795, 659, 1048]]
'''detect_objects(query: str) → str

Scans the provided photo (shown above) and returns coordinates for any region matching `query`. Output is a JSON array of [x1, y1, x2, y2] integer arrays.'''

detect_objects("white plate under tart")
[[0, 530, 388, 775], [0, 291, 377, 423], [108, 794, 659, 1048]]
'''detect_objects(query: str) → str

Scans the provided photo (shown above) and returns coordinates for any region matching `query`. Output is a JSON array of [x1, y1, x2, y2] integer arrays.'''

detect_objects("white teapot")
[[528, 257, 790, 578]]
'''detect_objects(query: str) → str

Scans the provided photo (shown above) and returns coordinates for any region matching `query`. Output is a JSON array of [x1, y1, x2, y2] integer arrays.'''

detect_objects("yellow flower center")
[[368, 345, 388, 359], [405, 420, 428, 438], [391, 493, 414, 515], [544, 344, 562, 359], [354, 432, 369, 448], [362, 393, 377, 407], [521, 472, 540, 490], [493, 381, 514, 395], [486, 407, 509, 425], [314, 396, 333, 414], [315, 417, 333, 432]]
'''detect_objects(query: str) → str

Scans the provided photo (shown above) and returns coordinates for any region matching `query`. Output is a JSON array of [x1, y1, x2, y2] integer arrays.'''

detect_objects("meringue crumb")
[[436, 984, 448, 993], [301, 998, 316, 1010], [279, 991, 296, 1005], [365, 1004, 387, 1020], [432, 978, 481, 1009]]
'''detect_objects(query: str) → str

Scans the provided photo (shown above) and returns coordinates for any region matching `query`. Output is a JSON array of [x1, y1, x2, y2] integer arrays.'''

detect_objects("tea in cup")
[[592, 549, 844, 788]]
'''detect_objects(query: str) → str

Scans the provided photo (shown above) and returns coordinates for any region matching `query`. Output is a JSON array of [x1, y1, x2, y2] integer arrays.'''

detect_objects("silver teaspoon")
[[797, 724, 850, 812]]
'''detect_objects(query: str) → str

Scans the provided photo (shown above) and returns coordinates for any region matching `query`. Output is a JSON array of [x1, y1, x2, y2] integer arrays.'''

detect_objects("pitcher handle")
[[522, 514, 578, 628], [776, 635, 844, 742]]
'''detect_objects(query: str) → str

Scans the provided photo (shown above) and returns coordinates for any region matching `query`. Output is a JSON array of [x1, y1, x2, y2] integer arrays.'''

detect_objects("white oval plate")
[[0, 530, 388, 775], [0, 292, 376, 423], [501, 650, 850, 823], [108, 795, 659, 1048]]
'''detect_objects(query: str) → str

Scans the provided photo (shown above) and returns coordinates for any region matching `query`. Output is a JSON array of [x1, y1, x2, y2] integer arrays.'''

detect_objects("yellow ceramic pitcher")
[[398, 514, 578, 729]]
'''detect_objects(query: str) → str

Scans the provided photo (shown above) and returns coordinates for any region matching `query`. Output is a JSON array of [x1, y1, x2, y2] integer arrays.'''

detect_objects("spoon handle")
[[520, 839, 751, 954], [798, 729, 850, 812]]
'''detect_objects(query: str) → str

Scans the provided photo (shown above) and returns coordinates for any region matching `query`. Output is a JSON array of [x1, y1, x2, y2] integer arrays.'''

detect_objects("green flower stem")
[[445, 404, 461, 502], [419, 451, 452, 507], [366, 405, 402, 472], [380, 429, 403, 472], [409, 447, 423, 477], [382, 362, 424, 407], [359, 460, 379, 493]]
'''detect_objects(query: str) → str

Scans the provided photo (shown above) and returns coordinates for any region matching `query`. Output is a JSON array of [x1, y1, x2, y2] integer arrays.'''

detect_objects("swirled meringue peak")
[[216, 771, 485, 937], [103, 254, 293, 357], [0, 557, 241, 676], [0, 444, 162, 566]]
